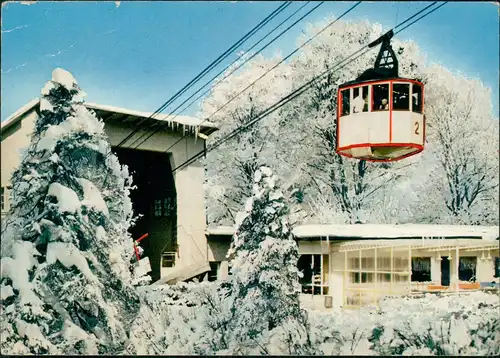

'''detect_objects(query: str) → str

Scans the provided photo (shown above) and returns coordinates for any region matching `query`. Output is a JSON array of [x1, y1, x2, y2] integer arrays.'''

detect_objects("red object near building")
[[133, 233, 149, 261]]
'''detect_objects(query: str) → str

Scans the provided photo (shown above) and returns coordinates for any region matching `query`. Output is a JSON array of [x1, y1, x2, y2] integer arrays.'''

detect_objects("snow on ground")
[[140, 283, 500, 356]]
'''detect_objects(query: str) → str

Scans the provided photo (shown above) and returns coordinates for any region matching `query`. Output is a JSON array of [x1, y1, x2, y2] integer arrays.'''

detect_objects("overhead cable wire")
[[130, 1, 324, 150], [394, 1, 447, 34], [169, 1, 312, 116], [115, 1, 292, 148], [171, 2, 447, 173], [150, 1, 358, 154], [174, 46, 373, 171]]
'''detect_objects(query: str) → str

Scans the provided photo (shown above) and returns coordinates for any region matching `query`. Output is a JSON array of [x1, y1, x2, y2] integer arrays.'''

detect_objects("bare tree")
[[424, 65, 499, 224]]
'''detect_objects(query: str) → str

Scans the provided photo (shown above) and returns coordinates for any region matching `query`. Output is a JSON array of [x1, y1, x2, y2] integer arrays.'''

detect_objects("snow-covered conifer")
[[0, 68, 146, 354], [224, 166, 316, 354]]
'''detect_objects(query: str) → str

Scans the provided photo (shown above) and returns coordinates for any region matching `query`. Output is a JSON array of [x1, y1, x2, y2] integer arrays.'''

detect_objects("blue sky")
[[1, 1, 498, 121]]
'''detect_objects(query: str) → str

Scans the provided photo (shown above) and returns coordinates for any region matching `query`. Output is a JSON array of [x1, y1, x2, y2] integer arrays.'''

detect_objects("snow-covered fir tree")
[[0, 68, 148, 355], [224, 166, 316, 355]]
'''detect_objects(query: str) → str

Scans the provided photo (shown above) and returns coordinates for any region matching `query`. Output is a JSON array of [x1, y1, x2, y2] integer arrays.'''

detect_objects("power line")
[[209, 3, 445, 156], [394, 1, 447, 35], [115, 1, 292, 148], [171, 2, 313, 117], [131, 1, 325, 151], [172, 2, 447, 173], [129, 1, 314, 150], [174, 46, 373, 171], [203, 1, 362, 124], [142, 1, 359, 154]]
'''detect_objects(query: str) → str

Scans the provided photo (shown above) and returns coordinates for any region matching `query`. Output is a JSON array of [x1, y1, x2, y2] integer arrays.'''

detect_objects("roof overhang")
[[337, 238, 499, 253], [0, 98, 40, 133], [206, 224, 500, 241], [1, 98, 218, 138]]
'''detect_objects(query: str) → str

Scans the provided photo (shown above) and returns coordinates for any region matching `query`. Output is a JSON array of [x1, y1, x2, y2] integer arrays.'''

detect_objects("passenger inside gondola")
[[352, 93, 364, 113], [373, 83, 389, 111], [341, 89, 350, 116], [352, 86, 369, 113], [379, 98, 389, 110], [361, 86, 369, 112]]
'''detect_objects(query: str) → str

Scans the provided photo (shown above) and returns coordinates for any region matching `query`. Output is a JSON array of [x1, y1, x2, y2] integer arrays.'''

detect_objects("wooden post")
[[390, 246, 394, 296], [374, 247, 378, 306], [311, 255, 314, 297], [359, 249, 362, 306], [455, 245, 460, 293], [343, 250, 347, 307], [326, 236, 330, 297], [408, 245, 412, 295]]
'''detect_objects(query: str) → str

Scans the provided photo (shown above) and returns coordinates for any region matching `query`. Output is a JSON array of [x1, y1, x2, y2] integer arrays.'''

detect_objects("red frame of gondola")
[[336, 78, 425, 162]]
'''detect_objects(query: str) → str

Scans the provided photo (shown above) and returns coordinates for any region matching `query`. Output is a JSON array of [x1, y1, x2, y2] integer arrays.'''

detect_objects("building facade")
[[2, 99, 499, 311], [205, 224, 499, 310], [1, 99, 218, 282]]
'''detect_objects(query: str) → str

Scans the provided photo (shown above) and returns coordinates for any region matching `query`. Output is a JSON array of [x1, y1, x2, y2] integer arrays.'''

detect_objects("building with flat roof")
[[205, 224, 499, 310], [1, 98, 218, 283]]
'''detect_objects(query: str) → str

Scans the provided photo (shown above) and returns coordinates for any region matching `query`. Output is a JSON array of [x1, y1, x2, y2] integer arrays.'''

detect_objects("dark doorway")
[[113, 147, 177, 282], [440, 257, 450, 287]]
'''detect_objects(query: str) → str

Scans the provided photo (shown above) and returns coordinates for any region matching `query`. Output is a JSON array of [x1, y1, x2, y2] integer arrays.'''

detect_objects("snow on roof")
[[206, 226, 235, 236], [1, 98, 40, 130], [292, 224, 499, 241], [205, 224, 500, 241], [1, 98, 218, 136], [84, 102, 218, 130]]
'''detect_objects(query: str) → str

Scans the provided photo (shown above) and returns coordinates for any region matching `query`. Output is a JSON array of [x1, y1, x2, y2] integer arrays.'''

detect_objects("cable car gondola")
[[336, 30, 425, 162]]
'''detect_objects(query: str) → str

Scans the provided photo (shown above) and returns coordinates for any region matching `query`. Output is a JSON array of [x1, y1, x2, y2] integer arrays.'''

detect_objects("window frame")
[[411, 257, 432, 282], [208, 261, 220, 282], [352, 85, 370, 113], [154, 199, 162, 217], [340, 88, 351, 117], [371, 82, 390, 112], [411, 83, 423, 114], [458, 256, 477, 282], [392, 82, 411, 111], [161, 252, 176, 268], [1, 187, 4, 211], [153, 196, 176, 217], [298, 254, 330, 295]]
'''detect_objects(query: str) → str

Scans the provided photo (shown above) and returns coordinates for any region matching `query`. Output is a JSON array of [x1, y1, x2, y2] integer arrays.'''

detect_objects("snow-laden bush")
[[155, 289, 499, 356], [307, 307, 378, 355], [138, 281, 215, 310], [141, 168, 499, 356], [153, 167, 318, 355], [369, 292, 500, 356]]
